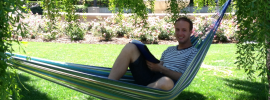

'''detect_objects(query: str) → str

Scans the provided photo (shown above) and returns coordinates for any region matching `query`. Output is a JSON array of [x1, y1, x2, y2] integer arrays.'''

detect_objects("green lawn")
[[12, 42, 268, 100]]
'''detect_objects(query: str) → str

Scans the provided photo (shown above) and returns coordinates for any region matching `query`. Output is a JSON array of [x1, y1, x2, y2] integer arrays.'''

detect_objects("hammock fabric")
[[8, 0, 231, 99]]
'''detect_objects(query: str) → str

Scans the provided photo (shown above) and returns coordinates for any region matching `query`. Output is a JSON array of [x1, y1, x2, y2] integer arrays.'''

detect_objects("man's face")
[[174, 20, 192, 44]]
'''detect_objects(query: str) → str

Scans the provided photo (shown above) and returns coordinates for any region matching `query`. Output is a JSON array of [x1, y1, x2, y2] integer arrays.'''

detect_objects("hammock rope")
[[8, 0, 231, 99]]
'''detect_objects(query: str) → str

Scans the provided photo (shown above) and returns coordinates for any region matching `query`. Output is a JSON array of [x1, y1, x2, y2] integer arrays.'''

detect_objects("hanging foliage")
[[109, 0, 155, 23], [165, 0, 190, 21], [40, 0, 62, 35], [0, 0, 29, 99], [234, 0, 270, 81], [62, 0, 85, 40], [0, 0, 81, 99]]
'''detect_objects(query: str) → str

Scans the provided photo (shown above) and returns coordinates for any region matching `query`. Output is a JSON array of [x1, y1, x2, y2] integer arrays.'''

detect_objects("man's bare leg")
[[108, 43, 140, 80], [147, 77, 174, 90]]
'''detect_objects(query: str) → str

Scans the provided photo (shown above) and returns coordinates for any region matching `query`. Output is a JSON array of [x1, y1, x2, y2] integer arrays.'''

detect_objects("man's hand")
[[146, 61, 164, 72]]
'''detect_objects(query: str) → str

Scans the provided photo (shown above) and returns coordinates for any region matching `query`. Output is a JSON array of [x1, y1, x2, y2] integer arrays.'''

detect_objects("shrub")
[[158, 24, 174, 40], [192, 16, 213, 39], [64, 19, 86, 41], [69, 27, 85, 40], [139, 33, 158, 43], [215, 28, 228, 42], [116, 27, 126, 37], [99, 26, 115, 41], [135, 27, 158, 44], [26, 30, 37, 39], [158, 31, 170, 40], [43, 30, 58, 41], [91, 23, 101, 36], [219, 17, 238, 42], [116, 25, 133, 37], [87, 22, 93, 31]]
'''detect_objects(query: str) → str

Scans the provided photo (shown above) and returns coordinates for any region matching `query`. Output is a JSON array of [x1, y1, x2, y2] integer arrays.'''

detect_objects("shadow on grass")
[[175, 91, 207, 100], [86, 91, 207, 100], [17, 73, 52, 100], [222, 78, 268, 100]]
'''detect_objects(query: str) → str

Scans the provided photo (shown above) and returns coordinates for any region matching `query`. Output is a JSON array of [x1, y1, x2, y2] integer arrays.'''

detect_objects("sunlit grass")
[[13, 42, 268, 100]]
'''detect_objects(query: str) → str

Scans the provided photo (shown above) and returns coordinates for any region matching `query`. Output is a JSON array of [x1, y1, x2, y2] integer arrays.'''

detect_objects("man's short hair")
[[174, 17, 193, 31]]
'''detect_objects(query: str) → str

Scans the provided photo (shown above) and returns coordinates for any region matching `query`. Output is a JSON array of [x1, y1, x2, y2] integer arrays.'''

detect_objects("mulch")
[[21, 33, 180, 45], [21, 33, 234, 45]]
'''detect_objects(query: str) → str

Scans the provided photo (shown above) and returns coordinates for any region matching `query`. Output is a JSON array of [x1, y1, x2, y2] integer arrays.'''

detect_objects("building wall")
[[87, 0, 219, 13], [87, 6, 219, 13], [153, 0, 190, 13], [63, 13, 227, 22]]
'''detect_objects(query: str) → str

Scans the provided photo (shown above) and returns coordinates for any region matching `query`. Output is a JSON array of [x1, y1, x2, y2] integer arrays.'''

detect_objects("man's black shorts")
[[129, 54, 165, 86]]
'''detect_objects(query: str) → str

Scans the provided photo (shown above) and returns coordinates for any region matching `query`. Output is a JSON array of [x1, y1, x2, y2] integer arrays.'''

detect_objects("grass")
[[12, 42, 268, 100]]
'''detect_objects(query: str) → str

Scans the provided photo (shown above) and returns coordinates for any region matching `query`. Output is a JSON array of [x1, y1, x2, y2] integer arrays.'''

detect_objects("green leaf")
[[17, 24, 21, 31], [16, 15, 20, 22], [0, 52, 6, 58], [21, 41, 28, 45]]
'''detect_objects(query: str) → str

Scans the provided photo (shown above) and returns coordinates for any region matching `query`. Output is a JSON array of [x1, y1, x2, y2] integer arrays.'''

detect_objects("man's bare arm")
[[159, 64, 182, 81], [146, 61, 182, 81]]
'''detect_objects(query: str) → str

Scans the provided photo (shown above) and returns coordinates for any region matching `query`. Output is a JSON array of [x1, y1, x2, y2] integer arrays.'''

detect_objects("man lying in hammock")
[[108, 17, 198, 90]]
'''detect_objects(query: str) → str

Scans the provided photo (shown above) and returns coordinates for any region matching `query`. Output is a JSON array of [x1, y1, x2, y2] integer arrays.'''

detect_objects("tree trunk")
[[267, 10, 270, 99], [268, 41, 270, 100], [94, 0, 97, 7], [266, 2, 270, 97]]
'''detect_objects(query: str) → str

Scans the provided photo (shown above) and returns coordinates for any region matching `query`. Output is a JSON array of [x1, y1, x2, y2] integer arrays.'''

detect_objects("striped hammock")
[[8, 0, 231, 99]]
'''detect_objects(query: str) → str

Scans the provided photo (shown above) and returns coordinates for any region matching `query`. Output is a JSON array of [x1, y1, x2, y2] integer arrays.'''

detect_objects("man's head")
[[174, 17, 193, 31], [174, 17, 193, 45]]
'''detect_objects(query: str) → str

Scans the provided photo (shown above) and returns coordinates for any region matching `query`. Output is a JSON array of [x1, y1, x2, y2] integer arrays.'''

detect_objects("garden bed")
[[21, 32, 180, 45], [21, 32, 236, 45], [17, 13, 238, 45]]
